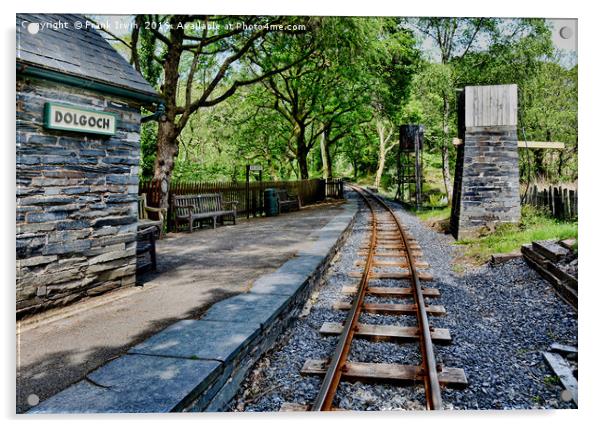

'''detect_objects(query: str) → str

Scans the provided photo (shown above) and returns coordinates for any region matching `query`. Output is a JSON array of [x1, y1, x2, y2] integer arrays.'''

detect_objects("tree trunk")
[[153, 121, 179, 210], [320, 132, 330, 179], [325, 144, 333, 179], [295, 124, 309, 179], [375, 121, 394, 190], [374, 126, 387, 189], [441, 95, 453, 203], [533, 149, 545, 179], [441, 145, 452, 203], [152, 21, 184, 211]]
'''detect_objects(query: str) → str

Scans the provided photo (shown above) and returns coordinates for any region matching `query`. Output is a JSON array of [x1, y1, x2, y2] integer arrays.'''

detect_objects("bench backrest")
[[276, 188, 296, 202], [173, 193, 223, 216], [138, 194, 149, 220]]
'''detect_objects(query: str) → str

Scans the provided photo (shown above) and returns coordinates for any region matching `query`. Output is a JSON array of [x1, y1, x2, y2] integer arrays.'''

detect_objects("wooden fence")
[[139, 178, 344, 231], [325, 178, 344, 199], [523, 185, 578, 220]]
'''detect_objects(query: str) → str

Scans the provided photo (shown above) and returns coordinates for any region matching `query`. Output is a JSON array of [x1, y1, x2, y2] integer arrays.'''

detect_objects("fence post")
[[319, 179, 325, 202], [561, 187, 566, 220], [569, 190, 578, 219]]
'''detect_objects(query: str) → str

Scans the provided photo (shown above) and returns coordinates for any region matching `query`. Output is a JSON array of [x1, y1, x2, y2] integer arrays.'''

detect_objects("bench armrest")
[[137, 225, 158, 239], [223, 200, 239, 207], [145, 206, 167, 220]]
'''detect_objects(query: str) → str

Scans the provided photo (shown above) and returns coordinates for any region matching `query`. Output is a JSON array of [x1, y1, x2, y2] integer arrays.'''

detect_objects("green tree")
[[128, 15, 309, 208], [404, 18, 553, 201], [257, 18, 375, 179]]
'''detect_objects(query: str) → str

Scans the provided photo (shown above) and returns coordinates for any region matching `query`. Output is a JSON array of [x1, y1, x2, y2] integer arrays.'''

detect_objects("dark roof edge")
[[17, 61, 162, 105]]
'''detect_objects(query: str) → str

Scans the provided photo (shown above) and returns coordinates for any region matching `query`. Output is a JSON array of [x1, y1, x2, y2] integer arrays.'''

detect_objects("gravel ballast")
[[229, 193, 578, 412]]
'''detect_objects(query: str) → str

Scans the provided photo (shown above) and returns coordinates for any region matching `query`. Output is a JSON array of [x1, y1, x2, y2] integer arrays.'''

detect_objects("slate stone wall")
[[451, 125, 521, 240], [16, 75, 142, 317]]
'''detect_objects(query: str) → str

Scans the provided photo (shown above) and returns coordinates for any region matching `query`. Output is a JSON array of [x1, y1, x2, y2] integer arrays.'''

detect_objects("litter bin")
[[264, 188, 280, 216]]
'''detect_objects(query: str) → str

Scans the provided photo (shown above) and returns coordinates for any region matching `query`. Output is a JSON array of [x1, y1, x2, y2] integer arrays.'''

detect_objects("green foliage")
[[139, 118, 157, 180], [543, 375, 560, 386], [137, 24, 162, 181], [130, 16, 577, 188], [416, 206, 451, 222], [411, 62, 457, 154], [458, 205, 578, 264]]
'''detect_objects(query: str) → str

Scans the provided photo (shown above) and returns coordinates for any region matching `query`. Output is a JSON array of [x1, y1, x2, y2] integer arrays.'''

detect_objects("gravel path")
[[229, 193, 578, 412]]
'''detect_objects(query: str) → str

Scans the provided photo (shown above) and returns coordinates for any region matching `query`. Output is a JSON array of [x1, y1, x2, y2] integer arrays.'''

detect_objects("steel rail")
[[370, 190, 442, 410], [311, 186, 378, 411], [311, 185, 442, 411]]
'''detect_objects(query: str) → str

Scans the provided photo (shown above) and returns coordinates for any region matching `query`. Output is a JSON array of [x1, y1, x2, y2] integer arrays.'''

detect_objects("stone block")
[[86, 281, 121, 296], [91, 215, 137, 228], [47, 229, 91, 243], [28, 354, 221, 413], [129, 319, 260, 363], [249, 255, 321, 297], [16, 254, 57, 268], [201, 293, 290, 327], [96, 264, 136, 281], [43, 240, 91, 255], [26, 211, 69, 223], [87, 249, 131, 265], [19, 195, 76, 206]]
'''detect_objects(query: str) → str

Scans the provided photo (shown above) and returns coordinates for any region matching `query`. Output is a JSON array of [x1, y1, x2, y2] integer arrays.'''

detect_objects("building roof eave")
[[17, 61, 162, 106]]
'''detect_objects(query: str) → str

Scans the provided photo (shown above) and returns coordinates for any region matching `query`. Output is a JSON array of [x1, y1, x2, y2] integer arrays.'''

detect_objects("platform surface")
[[17, 201, 351, 413]]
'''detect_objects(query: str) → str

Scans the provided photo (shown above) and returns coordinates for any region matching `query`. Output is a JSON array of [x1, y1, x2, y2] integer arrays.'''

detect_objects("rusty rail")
[[311, 185, 442, 411]]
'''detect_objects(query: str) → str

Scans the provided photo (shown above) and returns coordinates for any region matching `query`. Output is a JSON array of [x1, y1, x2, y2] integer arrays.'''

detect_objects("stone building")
[[16, 14, 159, 317], [450, 84, 521, 240]]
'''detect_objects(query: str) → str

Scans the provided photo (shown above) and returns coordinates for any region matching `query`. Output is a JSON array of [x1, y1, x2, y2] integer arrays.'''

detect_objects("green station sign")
[[43, 103, 117, 136]]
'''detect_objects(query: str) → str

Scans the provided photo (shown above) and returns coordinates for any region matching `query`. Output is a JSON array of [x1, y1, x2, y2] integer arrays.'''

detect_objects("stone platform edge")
[[28, 198, 359, 414]]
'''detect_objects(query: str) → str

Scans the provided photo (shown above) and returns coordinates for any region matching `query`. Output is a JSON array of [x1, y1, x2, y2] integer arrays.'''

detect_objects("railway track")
[[300, 186, 467, 411]]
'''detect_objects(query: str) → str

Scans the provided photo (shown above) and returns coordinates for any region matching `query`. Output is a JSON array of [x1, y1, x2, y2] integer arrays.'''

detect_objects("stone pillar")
[[450, 84, 521, 240]]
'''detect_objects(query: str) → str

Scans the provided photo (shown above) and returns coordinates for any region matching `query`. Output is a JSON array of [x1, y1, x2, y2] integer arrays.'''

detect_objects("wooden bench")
[[138, 193, 166, 238], [136, 225, 157, 273], [173, 193, 238, 232], [276, 189, 301, 213]]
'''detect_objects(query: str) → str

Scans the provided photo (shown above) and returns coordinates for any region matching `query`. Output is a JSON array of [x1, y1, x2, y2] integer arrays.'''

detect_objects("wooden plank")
[[358, 250, 424, 257], [545, 261, 578, 290], [517, 141, 565, 149], [280, 402, 309, 412], [559, 239, 577, 250], [333, 301, 446, 316], [319, 322, 451, 344], [521, 246, 578, 308], [354, 259, 430, 269], [568, 190, 576, 219], [360, 244, 421, 251], [490, 252, 522, 265], [349, 271, 433, 281], [341, 285, 440, 298], [550, 343, 578, 356], [542, 352, 578, 405], [465, 86, 473, 127], [532, 240, 569, 262], [465, 84, 517, 127], [301, 359, 467, 389]]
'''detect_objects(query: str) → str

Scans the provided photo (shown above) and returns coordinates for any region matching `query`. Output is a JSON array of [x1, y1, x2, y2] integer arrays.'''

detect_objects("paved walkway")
[[16, 201, 346, 413]]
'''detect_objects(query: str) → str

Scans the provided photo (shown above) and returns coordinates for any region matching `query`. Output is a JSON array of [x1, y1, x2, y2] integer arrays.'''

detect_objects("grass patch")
[[458, 205, 578, 264], [416, 206, 451, 223], [543, 375, 560, 386]]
